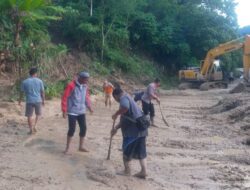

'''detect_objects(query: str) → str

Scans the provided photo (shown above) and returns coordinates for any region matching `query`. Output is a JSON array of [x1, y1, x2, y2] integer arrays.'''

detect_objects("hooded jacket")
[[61, 80, 91, 115]]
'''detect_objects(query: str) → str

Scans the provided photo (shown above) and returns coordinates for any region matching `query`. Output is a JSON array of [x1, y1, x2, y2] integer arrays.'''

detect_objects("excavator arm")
[[243, 35, 250, 81], [178, 35, 250, 91], [200, 37, 245, 79]]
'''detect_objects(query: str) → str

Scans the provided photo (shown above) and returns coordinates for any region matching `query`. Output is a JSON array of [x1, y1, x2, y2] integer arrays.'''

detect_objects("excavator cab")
[[179, 60, 223, 82], [209, 60, 223, 81]]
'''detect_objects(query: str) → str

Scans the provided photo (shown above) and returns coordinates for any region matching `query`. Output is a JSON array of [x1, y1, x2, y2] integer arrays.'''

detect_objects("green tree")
[[128, 0, 238, 72], [0, 0, 64, 77], [19, 0, 240, 76]]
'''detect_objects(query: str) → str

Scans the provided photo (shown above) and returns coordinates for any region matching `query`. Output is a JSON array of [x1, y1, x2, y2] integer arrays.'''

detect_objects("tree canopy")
[[0, 0, 242, 77]]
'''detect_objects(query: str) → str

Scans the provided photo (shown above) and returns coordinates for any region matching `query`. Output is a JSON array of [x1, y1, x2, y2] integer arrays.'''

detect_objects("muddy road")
[[1, 88, 250, 190]]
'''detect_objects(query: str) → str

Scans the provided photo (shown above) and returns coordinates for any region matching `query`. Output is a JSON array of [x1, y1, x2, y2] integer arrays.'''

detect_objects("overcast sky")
[[235, 0, 250, 27]]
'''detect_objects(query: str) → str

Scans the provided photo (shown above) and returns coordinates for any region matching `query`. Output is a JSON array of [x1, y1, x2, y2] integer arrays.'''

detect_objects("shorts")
[[67, 114, 87, 137], [142, 100, 155, 118], [105, 93, 112, 99], [25, 102, 42, 117]]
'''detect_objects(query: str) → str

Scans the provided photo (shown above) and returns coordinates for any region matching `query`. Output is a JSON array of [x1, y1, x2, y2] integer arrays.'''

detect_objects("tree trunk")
[[101, 23, 105, 63], [14, 19, 22, 78], [14, 19, 21, 47], [14, 19, 22, 98], [100, 0, 105, 63], [90, 0, 93, 16]]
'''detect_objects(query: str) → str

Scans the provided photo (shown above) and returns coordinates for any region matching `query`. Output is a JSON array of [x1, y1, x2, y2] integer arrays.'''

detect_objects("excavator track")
[[199, 81, 228, 91], [178, 82, 201, 90]]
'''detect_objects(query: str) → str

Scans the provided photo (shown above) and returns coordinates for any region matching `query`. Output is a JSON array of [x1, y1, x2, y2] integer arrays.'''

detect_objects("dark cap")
[[79, 71, 90, 78]]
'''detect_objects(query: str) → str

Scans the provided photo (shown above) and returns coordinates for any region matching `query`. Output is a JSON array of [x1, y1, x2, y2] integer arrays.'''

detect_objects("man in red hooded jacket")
[[61, 71, 93, 154]]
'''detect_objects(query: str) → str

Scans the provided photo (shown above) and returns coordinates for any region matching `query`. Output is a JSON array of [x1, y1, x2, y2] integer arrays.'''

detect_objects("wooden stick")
[[107, 120, 116, 160], [159, 104, 170, 127]]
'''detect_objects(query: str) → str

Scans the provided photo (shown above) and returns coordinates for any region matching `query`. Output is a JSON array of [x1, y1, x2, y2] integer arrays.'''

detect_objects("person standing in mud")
[[111, 88, 148, 179], [19, 67, 45, 135], [141, 78, 160, 126], [61, 71, 93, 154], [103, 80, 114, 108]]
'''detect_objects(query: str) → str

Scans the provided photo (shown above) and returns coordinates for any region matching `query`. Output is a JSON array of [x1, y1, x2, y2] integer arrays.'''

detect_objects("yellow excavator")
[[179, 35, 250, 90]]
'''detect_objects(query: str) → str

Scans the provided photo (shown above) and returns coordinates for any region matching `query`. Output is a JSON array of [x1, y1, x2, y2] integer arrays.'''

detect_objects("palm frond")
[[19, 0, 46, 11], [30, 0, 47, 9], [44, 5, 66, 14], [28, 11, 61, 21]]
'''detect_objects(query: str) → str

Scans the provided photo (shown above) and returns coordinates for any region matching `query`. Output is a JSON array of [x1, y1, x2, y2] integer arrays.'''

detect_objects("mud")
[[1, 88, 250, 189]]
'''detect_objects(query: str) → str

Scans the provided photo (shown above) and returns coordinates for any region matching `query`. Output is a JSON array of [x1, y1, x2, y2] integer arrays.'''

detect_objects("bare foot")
[[63, 149, 72, 155], [79, 148, 89, 152], [116, 169, 131, 176], [134, 172, 147, 179], [33, 127, 37, 133], [63, 151, 72, 155], [151, 123, 159, 128]]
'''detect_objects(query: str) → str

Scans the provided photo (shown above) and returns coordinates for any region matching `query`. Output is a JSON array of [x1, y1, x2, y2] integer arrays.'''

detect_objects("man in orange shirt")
[[103, 80, 114, 108]]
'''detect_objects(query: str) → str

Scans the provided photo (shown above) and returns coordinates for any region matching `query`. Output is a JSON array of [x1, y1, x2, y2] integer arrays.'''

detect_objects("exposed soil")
[[1, 84, 250, 189]]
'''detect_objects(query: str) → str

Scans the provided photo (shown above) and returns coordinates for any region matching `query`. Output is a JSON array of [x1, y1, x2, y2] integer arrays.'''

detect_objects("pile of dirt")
[[208, 98, 242, 114], [229, 83, 245, 94], [206, 96, 250, 124], [227, 106, 250, 123]]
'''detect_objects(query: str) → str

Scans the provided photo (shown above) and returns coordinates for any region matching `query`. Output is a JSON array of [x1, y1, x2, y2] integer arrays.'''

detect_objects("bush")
[[89, 61, 110, 76], [45, 79, 70, 99], [104, 49, 141, 74], [104, 48, 158, 78], [160, 76, 179, 90]]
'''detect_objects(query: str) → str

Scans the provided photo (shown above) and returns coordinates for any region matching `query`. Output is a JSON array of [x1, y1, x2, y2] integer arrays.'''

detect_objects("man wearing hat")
[[19, 67, 45, 135], [61, 71, 93, 154]]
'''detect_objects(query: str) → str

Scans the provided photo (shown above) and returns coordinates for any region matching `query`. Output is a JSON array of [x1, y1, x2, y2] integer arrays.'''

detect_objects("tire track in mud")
[[145, 95, 219, 189], [149, 91, 250, 189], [1, 90, 250, 189]]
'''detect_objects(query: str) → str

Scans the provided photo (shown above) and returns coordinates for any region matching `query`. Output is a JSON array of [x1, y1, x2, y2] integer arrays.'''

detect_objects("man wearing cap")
[[19, 67, 45, 135], [61, 71, 93, 154]]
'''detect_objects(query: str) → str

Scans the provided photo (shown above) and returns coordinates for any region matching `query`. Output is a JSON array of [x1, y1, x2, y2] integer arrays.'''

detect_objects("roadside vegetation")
[[0, 0, 247, 98]]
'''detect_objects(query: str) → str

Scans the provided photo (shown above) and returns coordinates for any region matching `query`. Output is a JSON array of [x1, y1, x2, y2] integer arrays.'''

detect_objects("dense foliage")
[[54, 0, 241, 72], [0, 0, 65, 76], [0, 0, 243, 78]]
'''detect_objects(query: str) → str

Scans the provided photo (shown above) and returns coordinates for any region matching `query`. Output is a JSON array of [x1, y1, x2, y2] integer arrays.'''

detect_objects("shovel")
[[107, 120, 116, 160], [158, 104, 170, 127]]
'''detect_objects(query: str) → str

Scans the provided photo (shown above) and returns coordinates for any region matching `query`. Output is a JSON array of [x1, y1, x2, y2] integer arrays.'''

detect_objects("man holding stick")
[[141, 78, 160, 126], [111, 88, 148, 179]]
